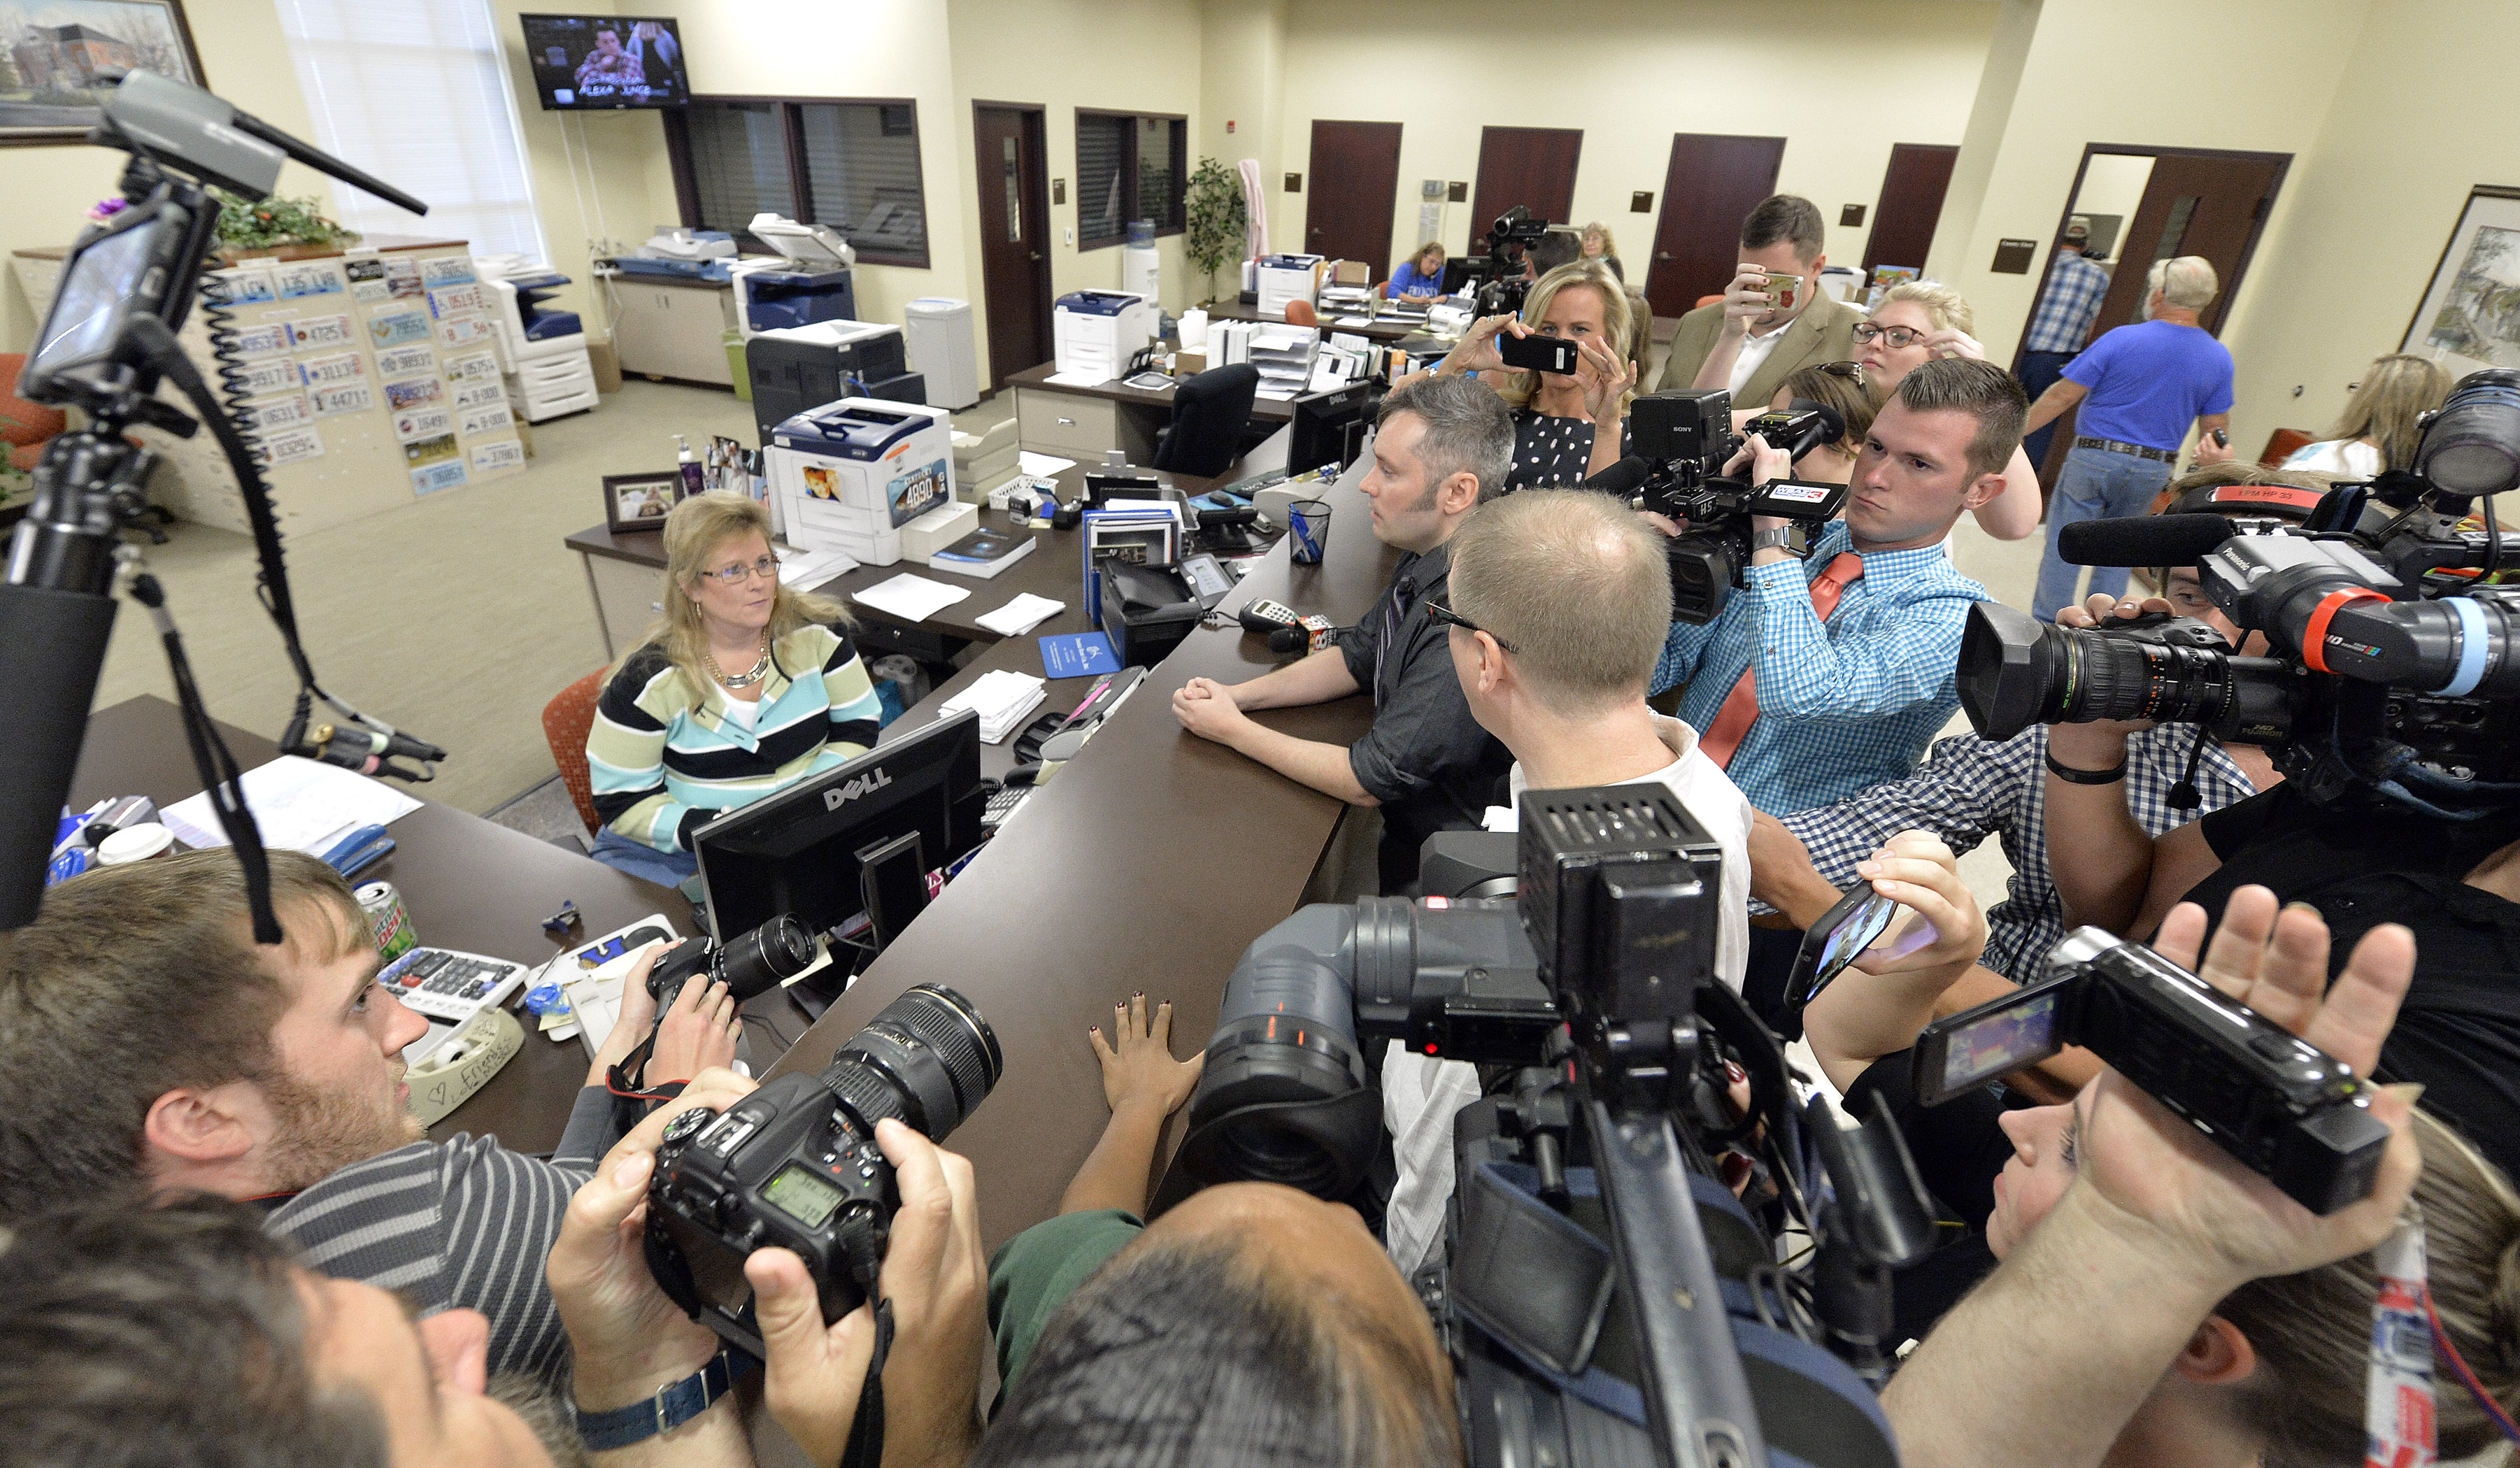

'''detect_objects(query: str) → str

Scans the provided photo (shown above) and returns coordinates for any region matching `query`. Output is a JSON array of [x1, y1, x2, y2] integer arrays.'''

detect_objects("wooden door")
[[973, 104, 1053, 390], [1641, 133, 1786, 320], [1469, 127, 1583, 244], [2030, 147, 2288, 487], [2086, 150, 2288, 337], [1860, 143, 1959, 274], [1303, 120, 1403, 280]]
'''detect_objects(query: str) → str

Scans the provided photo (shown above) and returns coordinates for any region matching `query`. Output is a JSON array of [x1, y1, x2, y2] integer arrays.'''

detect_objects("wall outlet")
[[1065, 227, 1074, 246]]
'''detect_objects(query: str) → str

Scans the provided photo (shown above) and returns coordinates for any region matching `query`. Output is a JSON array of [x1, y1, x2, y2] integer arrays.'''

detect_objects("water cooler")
[[1121, 218, 1161, 305]]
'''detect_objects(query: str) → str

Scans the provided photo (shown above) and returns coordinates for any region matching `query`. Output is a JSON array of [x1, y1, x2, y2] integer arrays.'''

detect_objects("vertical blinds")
[[1076, 113, 1128, 247], [684, 101, 793, 246], [272, 0, 546, 263], [799, 103, 926, 263]]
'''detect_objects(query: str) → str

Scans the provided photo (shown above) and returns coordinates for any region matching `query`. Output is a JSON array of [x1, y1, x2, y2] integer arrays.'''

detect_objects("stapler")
[[320, 823, 396, 878]]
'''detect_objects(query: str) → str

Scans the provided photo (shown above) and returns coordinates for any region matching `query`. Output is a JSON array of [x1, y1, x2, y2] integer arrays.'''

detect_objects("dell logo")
[[823, 769, 894, 809]]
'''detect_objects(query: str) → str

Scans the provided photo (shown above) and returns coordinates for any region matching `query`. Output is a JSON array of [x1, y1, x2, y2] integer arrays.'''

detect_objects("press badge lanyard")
[[2363, 1204, 2520, 1468]]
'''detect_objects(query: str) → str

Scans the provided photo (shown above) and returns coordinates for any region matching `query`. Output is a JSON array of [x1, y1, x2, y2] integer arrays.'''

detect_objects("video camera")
[[1454, 205, 1554, 318], [646, 983, 1000, 1357], [1590, 390, 1849, 624], [1, 69, 439, 939], [1160, 788, 1925, 1468], [1957, 369, 2520, 818]]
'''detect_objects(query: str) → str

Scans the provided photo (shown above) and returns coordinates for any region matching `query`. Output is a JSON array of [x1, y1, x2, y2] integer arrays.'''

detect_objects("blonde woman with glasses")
[[585, 493, 883, 885], [1850, 280, 2043, 539]]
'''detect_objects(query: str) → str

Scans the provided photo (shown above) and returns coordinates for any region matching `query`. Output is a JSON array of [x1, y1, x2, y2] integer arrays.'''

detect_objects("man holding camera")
[[1656, 194, 1865, 403], [1651, 358, 2024, 816], [1173, 376, 1514, 892], [0, 848, 738, 1388]]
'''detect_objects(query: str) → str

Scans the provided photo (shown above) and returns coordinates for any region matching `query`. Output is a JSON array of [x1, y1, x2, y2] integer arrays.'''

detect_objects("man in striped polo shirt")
[[0, 849, 739, 1390]]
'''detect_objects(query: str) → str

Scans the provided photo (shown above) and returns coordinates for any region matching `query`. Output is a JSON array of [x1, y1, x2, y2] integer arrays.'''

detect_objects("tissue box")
[[901, 499, 980, 560]]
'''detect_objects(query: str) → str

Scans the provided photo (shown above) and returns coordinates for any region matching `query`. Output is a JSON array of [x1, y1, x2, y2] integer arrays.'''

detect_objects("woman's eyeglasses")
[[1426, 597, 1518, 654], [695, 555, 783, 586], [1851, 322, 1927, 350]]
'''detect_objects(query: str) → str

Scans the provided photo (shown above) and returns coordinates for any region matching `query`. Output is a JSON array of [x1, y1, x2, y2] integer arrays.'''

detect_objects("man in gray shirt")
[[0, 848, 736, 1390], [1172, 375, 1514, 890]]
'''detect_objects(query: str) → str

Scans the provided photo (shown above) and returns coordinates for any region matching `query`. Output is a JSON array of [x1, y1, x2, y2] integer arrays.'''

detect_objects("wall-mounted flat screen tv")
[[521, 14, 688, 110]]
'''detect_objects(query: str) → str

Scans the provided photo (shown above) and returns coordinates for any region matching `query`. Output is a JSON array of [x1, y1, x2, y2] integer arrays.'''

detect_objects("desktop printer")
[[746, 320, 920, 442], [769, 397, 955, 566], [1053, 290, 1158, 381], [729, 213, 859, 341], [1097, 558, 1204, 667]]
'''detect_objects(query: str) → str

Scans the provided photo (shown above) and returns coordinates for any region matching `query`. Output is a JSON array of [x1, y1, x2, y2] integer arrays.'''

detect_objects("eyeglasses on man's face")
[[1427, 597, 1518, 655], [695, 554, 782, 586], [1852, 322, 1927, 350]]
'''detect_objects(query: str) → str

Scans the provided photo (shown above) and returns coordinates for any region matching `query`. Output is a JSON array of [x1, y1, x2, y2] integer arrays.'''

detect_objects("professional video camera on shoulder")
[[1588, 389, 1849, 623], [1958, 368, 2520, 818], [1455, 204, 1552, 318], [1161, 786, 1926, 1468]]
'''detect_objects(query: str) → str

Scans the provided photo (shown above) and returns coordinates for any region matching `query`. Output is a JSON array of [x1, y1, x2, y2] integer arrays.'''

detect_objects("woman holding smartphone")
[[1431, 260, 1639, 489]]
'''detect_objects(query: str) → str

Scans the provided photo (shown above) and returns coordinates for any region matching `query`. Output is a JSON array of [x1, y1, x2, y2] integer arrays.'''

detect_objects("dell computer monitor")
[[520, 14, 690, 110], [1289, 383, 1379, 476], [691, 710, 985, 1004]]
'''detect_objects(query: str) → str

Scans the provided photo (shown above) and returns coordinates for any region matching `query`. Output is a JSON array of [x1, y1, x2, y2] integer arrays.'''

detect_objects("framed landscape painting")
[[0, 0, 204, 146], [2403, 185, 2520, 374]]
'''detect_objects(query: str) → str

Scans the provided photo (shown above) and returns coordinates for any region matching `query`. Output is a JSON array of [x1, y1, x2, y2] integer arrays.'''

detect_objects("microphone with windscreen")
[[1581, 455, 1654, 497], [2058, 513, 2239, 568]]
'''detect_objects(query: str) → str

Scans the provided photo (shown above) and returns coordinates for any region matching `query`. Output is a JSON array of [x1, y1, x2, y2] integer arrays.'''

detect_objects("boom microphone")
[[1582, 455, 1654, 497], [2058, 513, 2239, 568]]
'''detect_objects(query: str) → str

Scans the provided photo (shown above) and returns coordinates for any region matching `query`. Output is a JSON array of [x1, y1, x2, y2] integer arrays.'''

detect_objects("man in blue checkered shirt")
[[2017, 226, 2112, 467], [1651, 359, 2024, 816]]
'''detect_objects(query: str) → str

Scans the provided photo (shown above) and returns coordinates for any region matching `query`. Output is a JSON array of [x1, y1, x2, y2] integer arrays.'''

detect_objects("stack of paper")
[[977, 592, 1065, 636], [852, 572, 972, 622], [163, 755, 422, 857], [939, 668, 1048, 743], [1251, 323, 1318, 401], [777, 543, 859, 588]]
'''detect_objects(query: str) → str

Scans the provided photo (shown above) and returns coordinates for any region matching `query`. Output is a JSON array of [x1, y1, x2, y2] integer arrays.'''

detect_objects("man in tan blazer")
[[1653, 194, 1866, 406]]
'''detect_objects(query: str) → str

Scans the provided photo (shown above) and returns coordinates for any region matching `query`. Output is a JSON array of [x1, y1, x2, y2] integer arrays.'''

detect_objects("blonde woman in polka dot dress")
[[1427, 260, 1638, 490]]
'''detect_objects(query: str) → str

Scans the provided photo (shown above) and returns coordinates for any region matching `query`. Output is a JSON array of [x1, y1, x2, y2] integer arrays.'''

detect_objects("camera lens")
[[1958, 601, 2240, 742], [2416, 369, 2520, 500], [718, 914, 818, 1001], [819, 983, 1002, 1142]]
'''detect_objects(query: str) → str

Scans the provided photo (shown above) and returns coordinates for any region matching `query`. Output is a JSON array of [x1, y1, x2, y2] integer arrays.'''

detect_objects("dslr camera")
[[1611, 389, 1849, 623], [1917, 928, 2390, 1214], [645, 983, 1000, 1356], [645, 913, 819, 1006], [1958, 368, 2520, 816]]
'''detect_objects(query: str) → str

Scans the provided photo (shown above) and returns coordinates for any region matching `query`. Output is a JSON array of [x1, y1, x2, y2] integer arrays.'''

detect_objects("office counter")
[[765, 467, 1394, 1250]]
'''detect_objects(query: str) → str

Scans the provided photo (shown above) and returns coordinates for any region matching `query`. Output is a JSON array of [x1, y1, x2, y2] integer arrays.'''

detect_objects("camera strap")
[[2363, 1207, 2436, 1468], [604, 1029, 687, 1134], [838, 1297, 895, 1468]]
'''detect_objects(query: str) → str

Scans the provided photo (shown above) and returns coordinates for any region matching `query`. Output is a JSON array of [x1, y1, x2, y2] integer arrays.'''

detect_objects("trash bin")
[[722, 328, 751, 401], [903, 297, 978, 411]]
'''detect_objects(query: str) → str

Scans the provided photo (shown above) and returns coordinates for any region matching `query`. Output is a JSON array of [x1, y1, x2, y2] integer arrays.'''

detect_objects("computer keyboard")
[[385, 946, 534, 1063]]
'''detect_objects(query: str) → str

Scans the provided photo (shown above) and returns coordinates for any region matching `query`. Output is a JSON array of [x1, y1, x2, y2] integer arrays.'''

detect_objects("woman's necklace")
[[704, 633, 771, 689]]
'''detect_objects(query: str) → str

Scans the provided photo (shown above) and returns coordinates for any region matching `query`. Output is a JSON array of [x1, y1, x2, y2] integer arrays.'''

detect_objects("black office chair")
[[1152, 364, 1260, 478]]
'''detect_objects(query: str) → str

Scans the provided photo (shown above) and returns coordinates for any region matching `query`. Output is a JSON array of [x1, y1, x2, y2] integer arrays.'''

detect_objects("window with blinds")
[[667, 97, 930, 268], [1075, 111, 1186, 250], [272, 0, 546, 262]]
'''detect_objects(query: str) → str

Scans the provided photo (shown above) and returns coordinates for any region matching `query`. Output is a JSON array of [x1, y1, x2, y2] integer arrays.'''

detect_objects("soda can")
[[356, 880, 419, 963]]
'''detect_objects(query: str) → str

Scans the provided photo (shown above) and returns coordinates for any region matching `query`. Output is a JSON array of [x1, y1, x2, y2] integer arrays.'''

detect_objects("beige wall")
[[1270, 0, 1999, 288]]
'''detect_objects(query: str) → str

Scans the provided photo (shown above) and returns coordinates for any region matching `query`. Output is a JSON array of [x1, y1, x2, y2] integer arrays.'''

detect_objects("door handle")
[[1656, 252, 1674, 261], [1029, 251, 1044, 262], [1057, 416, 1077, 427]]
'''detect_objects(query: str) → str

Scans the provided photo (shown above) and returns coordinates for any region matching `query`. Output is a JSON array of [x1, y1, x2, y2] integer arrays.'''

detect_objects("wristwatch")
[[1749, 525, 1799, 557], [575, 1348, 753, 1451]]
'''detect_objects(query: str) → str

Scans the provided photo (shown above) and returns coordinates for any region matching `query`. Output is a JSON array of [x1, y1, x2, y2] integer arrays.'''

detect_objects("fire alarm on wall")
[[1226, 120, 1236, 133]]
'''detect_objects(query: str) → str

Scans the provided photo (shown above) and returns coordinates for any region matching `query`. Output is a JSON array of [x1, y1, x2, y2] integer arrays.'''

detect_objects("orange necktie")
[[1698, 552, 1865, 769]]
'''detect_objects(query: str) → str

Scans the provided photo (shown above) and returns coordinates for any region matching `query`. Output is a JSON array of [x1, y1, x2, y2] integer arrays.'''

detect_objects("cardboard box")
[[1174, 349, 1208, 377], [1330, 260, 1370, 287]]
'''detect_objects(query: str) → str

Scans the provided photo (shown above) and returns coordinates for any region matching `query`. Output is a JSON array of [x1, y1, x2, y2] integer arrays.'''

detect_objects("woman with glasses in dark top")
[[1851, 282, 2042, 539], [584, 493, 884, 886]]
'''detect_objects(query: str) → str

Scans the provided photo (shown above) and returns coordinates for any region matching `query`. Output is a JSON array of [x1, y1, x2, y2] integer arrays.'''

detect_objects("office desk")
[[765, 469, 1397, 1250], [1008, 360, 1296, 462], [67, 695, 685, 1156]]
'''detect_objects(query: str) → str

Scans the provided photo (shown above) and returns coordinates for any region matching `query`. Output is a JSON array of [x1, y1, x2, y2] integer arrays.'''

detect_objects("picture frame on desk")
[[0, 0, 206, 146], [603, 472, 684, 534]]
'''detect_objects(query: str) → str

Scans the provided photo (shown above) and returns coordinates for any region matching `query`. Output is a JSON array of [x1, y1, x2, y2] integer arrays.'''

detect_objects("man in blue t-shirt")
[[2021, 255, 2237, 620]]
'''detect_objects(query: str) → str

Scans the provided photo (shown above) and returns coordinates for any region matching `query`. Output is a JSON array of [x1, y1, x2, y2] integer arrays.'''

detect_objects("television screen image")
[[520, 14, 688, 110]]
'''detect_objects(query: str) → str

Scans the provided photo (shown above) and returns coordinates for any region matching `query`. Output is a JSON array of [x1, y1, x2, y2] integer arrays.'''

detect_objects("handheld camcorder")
[[1958, 368, 2520, 816], [1165, 788, 1925, 1468], [645, 983, 1000, 1357], [1454, 204, 1554, 318], [1590, 389, 1849, 624], [1916, 928, 2391, 1215], [646, 913, 819, 1006]]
